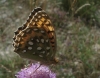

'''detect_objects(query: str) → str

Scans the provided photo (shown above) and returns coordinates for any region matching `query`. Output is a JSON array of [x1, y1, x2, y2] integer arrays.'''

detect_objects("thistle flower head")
[[15, 63, 56, 78]]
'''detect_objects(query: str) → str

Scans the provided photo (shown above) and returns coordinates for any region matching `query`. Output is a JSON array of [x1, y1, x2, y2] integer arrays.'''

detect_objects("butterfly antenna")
[[33, 63, 42, 73]]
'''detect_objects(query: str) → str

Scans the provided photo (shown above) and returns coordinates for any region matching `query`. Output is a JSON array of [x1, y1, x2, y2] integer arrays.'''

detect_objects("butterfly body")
[[13, 7, 58, 64]]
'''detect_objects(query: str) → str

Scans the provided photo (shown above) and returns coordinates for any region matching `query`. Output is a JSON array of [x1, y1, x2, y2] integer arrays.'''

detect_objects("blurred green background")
[[0, 0, 100, 78]]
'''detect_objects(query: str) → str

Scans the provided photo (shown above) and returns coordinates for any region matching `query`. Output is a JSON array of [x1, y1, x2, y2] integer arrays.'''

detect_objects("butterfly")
[[13, 7, 58, 65]]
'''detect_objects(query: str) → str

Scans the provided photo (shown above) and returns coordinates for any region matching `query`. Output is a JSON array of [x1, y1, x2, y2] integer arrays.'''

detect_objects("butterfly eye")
[[13, 7, 58, 65]]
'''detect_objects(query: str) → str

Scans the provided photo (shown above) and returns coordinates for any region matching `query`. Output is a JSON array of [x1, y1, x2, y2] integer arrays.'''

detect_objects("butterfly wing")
[[13, 7, 57, 64]]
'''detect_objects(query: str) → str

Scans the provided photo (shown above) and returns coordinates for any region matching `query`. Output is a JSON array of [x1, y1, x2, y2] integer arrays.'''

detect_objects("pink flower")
[[15, 63, 56, 78]]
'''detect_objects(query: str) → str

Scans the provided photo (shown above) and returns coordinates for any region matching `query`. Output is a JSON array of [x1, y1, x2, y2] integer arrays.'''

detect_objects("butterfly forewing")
[[13, 7, 57, 64]]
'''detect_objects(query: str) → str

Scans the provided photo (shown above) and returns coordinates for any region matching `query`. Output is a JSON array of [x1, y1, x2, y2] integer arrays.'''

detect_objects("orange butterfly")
[[13, 7, 58, 65]]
